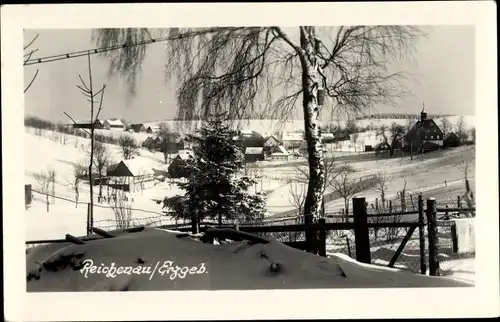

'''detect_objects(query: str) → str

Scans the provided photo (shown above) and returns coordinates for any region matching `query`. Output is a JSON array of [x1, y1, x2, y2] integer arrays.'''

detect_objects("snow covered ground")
[[25, 127, 475, 241], [261, 145, 475, 215], [24, 128, 181, 241], [24, 126, 475, 284]]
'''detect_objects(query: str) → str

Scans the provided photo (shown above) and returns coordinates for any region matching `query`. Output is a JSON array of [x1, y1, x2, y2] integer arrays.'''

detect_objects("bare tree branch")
[[24, 33, 40, 50], [24, 33, 40, 93], [24, 69, 39, 93], [63, 112, 91, 136]]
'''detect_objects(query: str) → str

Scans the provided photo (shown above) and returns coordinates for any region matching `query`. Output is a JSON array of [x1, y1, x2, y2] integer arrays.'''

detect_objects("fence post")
[[191, 209, 199, 234], [426, 198, 440, 276], [417, 195, 427, 275], [353, 197, 371, 264], [86, 203, 91, 235], [318, 218, 326, 257], [304, 212, 314, 253], [25, 184, 32, 209]]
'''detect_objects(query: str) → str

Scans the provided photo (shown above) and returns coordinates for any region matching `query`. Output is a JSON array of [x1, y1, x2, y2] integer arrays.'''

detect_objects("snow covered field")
[[24, 128, 182, 240]]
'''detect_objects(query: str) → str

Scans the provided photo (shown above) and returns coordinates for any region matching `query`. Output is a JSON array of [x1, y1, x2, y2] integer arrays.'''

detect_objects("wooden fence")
[[26, 196, 475, 276]]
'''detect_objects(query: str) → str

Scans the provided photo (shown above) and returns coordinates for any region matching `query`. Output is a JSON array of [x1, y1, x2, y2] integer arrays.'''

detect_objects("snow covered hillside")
[[24, 128, 182, 241]]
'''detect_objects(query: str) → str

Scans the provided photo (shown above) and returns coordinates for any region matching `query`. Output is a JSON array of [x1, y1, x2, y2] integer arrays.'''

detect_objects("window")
[[430, 135, 434, 139], [437, 135, 440, 140]]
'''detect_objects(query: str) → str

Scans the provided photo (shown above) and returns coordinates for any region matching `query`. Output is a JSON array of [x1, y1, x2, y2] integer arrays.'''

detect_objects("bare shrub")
[[288, 182, 306, 216], [110, 180, 133, 229], [33, 167, 55, 212], [118, 135, 140, 160]]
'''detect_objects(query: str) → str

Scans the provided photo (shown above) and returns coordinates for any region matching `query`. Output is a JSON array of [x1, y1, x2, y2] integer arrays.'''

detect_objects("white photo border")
[[2, 2, 498, 321]]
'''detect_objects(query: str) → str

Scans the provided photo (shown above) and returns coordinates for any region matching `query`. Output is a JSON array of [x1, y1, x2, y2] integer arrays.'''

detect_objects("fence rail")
[[26, 195, 475, 277]]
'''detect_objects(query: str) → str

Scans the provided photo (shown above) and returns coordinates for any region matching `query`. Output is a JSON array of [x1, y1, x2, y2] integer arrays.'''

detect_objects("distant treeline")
[[24, 116, 124, 146], [355, 113, 455, 120]]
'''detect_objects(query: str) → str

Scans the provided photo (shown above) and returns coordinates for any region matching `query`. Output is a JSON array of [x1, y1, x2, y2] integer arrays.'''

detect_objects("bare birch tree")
[[93, 26, 424, 223]]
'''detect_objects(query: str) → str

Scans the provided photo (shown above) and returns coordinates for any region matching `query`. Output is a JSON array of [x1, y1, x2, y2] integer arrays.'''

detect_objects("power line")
[[24, 35, 168, 66], [24, 27, 237, 66]]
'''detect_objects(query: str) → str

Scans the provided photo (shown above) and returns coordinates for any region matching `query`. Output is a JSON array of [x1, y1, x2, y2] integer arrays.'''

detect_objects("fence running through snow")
[[26, 192, 475, 276]]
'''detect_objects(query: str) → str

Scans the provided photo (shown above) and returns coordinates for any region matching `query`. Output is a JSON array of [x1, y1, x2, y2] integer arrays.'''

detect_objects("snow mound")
[[26, 228, 472, 291]]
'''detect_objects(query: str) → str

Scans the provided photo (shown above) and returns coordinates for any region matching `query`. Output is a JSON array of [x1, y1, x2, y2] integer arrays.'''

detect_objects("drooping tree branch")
[[93, 26, 424, 220]]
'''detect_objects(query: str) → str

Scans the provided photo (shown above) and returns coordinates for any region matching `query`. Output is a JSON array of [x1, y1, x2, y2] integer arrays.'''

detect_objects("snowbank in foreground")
[[26, 228, 472, 291]]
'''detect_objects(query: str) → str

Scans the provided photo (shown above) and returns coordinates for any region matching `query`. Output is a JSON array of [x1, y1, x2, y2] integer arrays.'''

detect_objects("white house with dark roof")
[[103, 119, 125, 130]]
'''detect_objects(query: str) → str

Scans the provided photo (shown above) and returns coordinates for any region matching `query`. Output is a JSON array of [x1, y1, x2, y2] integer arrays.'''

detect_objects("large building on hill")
[[404, 106, 444, 152]]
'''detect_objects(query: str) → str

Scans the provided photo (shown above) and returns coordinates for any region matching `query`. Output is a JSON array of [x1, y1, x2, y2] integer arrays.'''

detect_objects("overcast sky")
[[24, 25, 475, 123]]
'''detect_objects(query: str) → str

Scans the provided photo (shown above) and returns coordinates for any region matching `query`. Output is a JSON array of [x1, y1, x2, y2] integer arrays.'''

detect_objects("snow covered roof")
[[321, 133, 335, 139], [281, 132, 304, 141], [122, 159, 155, 176], [105, 119, 124, 126], [274, 145, 289, 155], [245, 147, 264, 155]]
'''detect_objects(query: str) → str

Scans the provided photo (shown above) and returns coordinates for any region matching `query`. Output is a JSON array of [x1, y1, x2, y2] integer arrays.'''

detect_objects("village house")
[[146, 125, 160, 133], [269, 145, 289, 161], [321, 132, 335, 143], [244, 147, 265, 163], [128, 123, 147, 133], [141, 136, 163, 150], [103, 119, 125, 130], [263, 135, 281, 148], [106, 159, 156, 192], [72, 119, 104, 129], [240, 132, 265, 149], [280, 131, 304, 151], [404, 106, 444, 152], [443, 132, 461, 148], [168, 150, 194, 178]]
